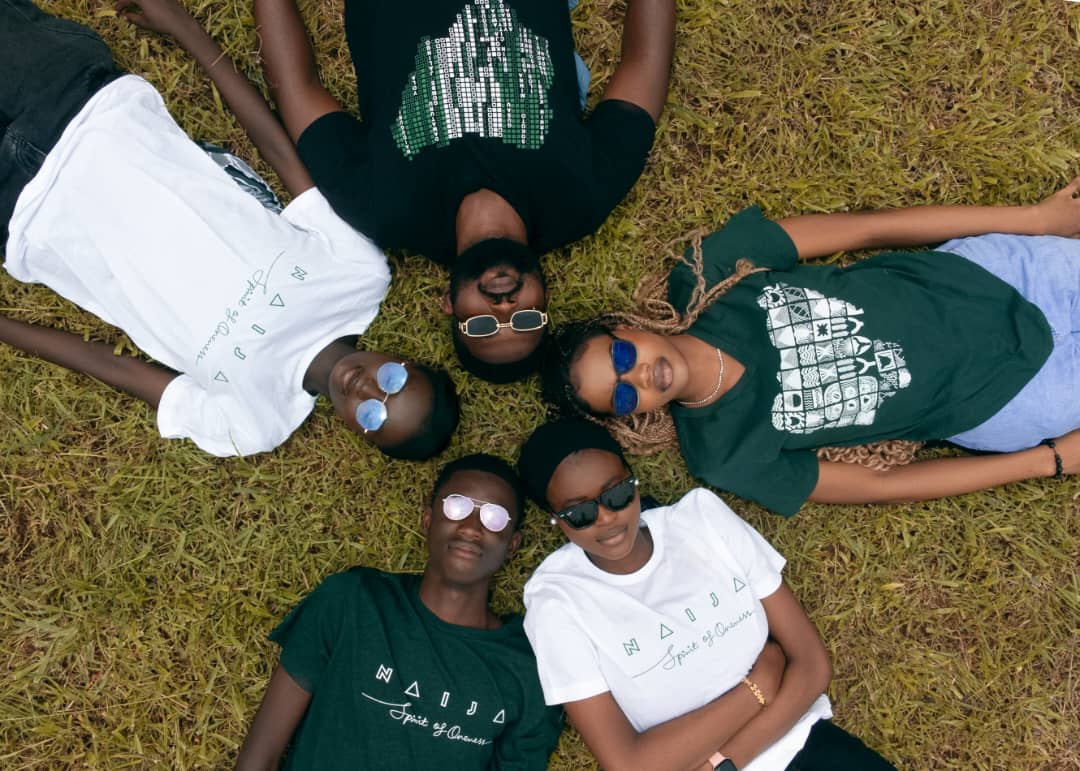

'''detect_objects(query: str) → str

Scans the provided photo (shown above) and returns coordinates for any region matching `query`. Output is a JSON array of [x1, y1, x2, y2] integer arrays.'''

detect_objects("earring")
[[549, 517, 557, 526]]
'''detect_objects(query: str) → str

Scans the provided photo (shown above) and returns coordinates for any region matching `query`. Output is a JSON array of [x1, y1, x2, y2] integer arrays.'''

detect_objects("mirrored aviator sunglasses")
[[442, 494, 511, 533], [555, 477, 639, 530], [610, 339, 638, 416], [354, 362, 409, 433], [459, 309, 548, 338]]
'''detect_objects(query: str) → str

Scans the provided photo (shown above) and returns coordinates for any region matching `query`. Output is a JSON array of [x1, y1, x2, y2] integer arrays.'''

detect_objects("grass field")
[[1, 0, 1078, 768]]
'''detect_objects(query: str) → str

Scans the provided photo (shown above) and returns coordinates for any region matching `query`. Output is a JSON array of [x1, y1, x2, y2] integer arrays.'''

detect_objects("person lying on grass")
[[234, 454, 563, 770], [542, 181, 1080, 515], [252, 0, 676, 383], [517, 419, 896, 771], [0, 0, 457, 459]]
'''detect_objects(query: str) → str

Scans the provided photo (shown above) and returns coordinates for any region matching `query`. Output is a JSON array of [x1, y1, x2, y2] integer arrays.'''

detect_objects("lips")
[[595, 526, 628, 547], [448, 540, 483, 559], [339, 366, 363, 397], [481, 274, 519, 294], [655, 358, 673, 391]]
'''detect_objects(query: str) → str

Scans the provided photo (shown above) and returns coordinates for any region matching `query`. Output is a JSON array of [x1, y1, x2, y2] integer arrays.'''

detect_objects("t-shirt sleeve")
[[295, 111, 376, 239], [686, 443, 820, 518], [268, 574, 351, 695], [686, 489, 786, 598], [523, 587, 610, 706], [156, 374, 286, 457], [669, 206, 799, 310], [581, 98, 657, 229]]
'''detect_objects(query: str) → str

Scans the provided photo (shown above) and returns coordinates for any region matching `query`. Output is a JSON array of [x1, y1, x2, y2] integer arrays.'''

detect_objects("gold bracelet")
[[742, 676, 766, 706]]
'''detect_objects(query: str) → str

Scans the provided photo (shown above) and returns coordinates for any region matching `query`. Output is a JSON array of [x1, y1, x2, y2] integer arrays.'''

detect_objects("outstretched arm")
[[234, 665, 312, 771], [116, 0, 314, 197], [563, 641, 785, 771], [777, 175, 1080, 260], [252, 0, 343, 142], [715, 585, 832, 769], [809, 431, 1076, 505], [597, 0, 676, 123], [0, 315, 176, 409]]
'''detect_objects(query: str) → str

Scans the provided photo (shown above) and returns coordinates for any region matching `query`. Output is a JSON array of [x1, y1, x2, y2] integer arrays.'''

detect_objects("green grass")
[[2, 0, 1079, 768]]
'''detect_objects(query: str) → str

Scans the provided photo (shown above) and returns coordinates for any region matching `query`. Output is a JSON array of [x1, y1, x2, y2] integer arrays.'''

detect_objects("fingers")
[[114, 0, 145, 25]]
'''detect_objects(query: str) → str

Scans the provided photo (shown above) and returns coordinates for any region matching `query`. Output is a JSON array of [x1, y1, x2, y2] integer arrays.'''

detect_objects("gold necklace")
[[677, 348, 725, 407]]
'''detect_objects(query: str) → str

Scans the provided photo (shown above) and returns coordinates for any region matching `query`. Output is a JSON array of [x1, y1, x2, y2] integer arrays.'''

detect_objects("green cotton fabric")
[[667, 207, 1052, 517], [270, 568, 561, 770]]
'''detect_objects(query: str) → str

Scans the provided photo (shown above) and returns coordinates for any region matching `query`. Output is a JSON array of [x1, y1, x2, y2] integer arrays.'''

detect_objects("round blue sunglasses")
[[355, 362, 409, 433], [611, 339, 639, 416]]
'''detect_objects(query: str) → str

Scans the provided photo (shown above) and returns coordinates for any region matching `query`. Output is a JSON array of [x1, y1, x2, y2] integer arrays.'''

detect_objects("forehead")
[[373, 368, 434, 446], [571, 335, 618, 413], [545, 449, 627, 507], [435, 469, 519, 515]]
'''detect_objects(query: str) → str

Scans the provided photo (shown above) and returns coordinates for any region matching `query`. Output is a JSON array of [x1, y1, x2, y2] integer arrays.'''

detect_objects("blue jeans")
[[0, 0, 122, 244], [942, 232, 1080, 451]]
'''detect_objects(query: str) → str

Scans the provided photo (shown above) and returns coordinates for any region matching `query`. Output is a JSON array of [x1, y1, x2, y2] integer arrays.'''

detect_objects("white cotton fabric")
[[5, 76, 390, 456], [523, 488, 832, 771]]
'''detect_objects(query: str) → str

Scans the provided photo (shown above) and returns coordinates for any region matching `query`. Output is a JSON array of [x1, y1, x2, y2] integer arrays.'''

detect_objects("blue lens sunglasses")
[[355, 362, 409, 433], [611, 339, 639, 416]]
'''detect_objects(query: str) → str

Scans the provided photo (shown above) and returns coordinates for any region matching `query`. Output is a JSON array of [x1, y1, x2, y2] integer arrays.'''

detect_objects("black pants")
[[785, 720, 897, 771], [0, 0, 122, 244]]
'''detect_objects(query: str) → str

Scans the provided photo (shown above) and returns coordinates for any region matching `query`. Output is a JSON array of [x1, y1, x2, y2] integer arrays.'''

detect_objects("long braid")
[[551, 231, 923, 468]]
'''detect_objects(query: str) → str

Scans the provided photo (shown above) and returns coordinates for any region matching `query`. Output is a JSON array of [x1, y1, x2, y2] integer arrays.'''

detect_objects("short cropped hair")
[[429, 453, 527, 530], [380, 364, 459, 460]]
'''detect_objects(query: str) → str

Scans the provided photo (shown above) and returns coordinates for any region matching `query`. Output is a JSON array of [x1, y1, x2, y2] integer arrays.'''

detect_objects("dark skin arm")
[[252, 0, 343, 142], [234, 665, 312, 771], [563, 640, 785, 771], [810, 430, 1078, 505], [0, 315, 176, 409], [776, 175, 1080, 260], [714, 585, 831, 769], [116, 0, 314, 197], [598, 0, 676, 123]]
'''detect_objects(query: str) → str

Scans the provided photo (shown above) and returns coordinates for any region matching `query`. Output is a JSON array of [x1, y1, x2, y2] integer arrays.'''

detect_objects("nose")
[[594, 504, 619, 528], [628, 359, 650, 390], [455, 512, 485, 540]]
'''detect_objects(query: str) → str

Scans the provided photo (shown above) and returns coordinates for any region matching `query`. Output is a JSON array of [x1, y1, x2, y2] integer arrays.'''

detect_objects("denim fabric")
[[941, 233, 1080, 451], [0, 0, 122, 244]]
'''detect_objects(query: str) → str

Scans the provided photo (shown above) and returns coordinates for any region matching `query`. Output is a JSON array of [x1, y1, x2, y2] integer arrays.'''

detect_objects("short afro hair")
[[379, 364, 459, 460], [429, 453, 527, 530]]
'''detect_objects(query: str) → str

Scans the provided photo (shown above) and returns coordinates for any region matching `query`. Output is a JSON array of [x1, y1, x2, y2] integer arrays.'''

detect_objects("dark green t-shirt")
[[270, 567, 562, 770], [296, 0, 656, 264], [668, 207, 1052, 516]]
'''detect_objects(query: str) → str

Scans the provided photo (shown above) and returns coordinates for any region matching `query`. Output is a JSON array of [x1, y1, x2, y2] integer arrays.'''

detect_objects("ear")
[[422, 502, 433, 533], [441, 292, 453, 316], [506, 529, 523, 560]]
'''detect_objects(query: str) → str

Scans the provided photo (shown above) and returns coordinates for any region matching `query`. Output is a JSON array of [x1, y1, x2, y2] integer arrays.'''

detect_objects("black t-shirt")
[[297, 0, 656, 265], [270, 567, 563, 769]]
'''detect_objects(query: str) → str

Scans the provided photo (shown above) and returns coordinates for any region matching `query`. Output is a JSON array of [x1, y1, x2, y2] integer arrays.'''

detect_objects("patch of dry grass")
[[1, 0, 1078, 768]]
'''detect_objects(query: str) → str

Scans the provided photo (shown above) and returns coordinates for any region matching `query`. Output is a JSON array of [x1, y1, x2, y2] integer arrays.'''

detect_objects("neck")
[[417, 570, 499, 629], [455, 189, 528, 254], [670, 334, 744, 406], [302, 337, 357, 396]]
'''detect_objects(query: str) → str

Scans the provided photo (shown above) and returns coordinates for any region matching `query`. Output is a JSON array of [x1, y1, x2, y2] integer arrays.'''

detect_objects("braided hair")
[[542, 231, 922, 467]]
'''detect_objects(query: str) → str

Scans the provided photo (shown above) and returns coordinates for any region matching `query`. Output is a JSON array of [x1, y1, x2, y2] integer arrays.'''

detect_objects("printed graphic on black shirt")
[[360, 662, 505, 747], [758, 282, 912, 434], [392, 0, 555, 159]]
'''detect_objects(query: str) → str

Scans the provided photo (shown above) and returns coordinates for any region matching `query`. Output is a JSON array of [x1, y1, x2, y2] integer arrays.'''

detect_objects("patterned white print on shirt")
[[392, 0, 555, 159], [757, 282, 911, 434]]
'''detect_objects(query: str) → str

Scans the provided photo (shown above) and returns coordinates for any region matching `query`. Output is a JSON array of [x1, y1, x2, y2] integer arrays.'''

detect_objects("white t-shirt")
[[523, 489, 832, 771], [5, 76, 391, 456]]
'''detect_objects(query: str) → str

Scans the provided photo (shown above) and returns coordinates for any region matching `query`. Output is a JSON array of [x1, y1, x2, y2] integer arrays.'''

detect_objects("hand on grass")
[[747, 640, 785, 704], [1032, 175, 1080, 238], [116, 0, 199, 39]]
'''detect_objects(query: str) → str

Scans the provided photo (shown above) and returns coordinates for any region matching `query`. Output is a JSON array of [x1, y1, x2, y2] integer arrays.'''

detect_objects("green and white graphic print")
[[757, 282, 911, 433], [392, 0, 555, 159]]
